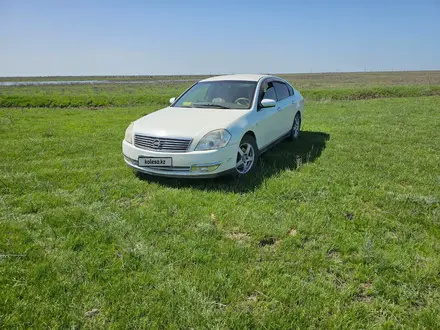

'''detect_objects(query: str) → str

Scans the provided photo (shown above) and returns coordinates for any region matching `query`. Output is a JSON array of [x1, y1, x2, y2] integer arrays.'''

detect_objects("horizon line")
[[1, 69, 440, 79]]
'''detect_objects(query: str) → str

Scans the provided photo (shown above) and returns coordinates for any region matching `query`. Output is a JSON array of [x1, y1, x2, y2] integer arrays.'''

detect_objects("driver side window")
[[261, 82, 277, 101]]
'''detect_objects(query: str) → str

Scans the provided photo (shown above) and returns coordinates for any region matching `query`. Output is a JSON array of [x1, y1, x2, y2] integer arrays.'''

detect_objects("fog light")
[[190, 164, 220, 173]]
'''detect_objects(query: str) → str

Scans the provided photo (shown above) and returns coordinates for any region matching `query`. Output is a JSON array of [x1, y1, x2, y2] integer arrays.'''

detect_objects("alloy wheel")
[[236, 142, 255, 174]]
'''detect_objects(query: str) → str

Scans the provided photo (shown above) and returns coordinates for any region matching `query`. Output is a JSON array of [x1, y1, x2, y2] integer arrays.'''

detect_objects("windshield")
[[172, 81, 257, 110]]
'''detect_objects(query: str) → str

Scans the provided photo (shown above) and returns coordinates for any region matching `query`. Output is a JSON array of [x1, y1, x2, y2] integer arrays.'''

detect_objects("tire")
[[288, 112, 301, 141], [234, 135, 258, 176]]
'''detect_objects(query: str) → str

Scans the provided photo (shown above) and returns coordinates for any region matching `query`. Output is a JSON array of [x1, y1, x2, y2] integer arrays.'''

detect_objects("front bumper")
[[122, 140, 237, 178]]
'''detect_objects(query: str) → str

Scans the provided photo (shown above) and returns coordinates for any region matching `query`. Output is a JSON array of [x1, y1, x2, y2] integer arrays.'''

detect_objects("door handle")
[[277, 107, 281, 111]]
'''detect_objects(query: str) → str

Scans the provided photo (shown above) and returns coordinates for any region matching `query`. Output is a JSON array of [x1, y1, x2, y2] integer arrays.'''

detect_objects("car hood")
[[133, 106, 249, 139]]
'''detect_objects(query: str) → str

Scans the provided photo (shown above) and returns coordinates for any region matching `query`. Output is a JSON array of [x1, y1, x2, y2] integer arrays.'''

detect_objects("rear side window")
[[273, 82, 290, 100], [287, 84, 294, 96]]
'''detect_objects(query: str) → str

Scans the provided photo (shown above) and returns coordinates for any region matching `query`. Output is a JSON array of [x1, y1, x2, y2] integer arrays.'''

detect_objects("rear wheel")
[[288, 112, 301, 140], [235, 135, 258, 175]]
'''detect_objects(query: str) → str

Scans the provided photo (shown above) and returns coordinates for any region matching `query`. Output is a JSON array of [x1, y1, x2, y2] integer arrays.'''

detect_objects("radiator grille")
[[134, 135, 192, 152]]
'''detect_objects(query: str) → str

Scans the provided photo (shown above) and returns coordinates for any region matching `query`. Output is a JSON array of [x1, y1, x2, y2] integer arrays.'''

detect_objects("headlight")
[[124, 122, 134, 144], [195, 129, 231, 151]]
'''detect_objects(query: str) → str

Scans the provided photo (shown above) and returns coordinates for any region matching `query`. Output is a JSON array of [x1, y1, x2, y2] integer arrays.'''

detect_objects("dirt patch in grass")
[[288, 228, 297, 236], [356, 283, 373, 303], [227, 231, 250, 241]]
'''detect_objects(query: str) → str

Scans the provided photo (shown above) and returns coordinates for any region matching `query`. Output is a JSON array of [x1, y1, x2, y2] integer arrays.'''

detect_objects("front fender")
[[227, 112, 261, 149]]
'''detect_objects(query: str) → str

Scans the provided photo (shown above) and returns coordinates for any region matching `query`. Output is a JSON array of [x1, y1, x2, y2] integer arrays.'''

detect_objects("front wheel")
[[235, 135, 258, 176], [288, 112, 301, 141]]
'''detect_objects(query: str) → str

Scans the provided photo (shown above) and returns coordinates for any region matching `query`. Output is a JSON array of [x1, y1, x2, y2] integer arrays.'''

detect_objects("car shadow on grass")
[[136, 131, 330, 193]]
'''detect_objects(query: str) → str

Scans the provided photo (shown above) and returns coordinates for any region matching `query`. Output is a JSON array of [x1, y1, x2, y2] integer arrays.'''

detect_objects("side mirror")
[[261, 98, 276, 108], [169, 97, 176, 104]]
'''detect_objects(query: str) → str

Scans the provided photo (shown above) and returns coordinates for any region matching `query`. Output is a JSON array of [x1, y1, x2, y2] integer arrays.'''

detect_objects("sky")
[[1, 0, 439, 76]]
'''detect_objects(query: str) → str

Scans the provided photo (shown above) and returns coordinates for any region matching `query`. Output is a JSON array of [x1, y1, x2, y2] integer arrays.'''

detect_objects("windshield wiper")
[[192, 102, 230, 109]]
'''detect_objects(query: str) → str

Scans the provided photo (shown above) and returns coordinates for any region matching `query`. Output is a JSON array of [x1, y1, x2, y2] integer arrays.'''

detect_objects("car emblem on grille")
[[153, 139, 161, 149]]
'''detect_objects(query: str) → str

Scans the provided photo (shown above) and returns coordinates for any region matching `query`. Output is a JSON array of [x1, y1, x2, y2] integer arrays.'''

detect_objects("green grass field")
[[2, 71, 440, 109], [1, 72, 440, 328]]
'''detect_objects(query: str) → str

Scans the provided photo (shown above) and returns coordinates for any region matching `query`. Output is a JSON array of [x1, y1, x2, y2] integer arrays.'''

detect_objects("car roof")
[[200, 74, 272, 83]]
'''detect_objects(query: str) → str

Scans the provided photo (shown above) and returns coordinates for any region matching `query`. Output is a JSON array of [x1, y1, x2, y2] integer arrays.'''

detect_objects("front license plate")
[[138, 157, 172, 167]]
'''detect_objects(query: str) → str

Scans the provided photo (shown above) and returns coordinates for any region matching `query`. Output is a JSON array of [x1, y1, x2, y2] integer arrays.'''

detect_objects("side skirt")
[[258, 131, 290, 155]]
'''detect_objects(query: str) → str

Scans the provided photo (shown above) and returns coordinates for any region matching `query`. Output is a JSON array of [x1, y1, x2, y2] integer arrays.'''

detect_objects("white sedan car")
[[122, 74, 304, 178]]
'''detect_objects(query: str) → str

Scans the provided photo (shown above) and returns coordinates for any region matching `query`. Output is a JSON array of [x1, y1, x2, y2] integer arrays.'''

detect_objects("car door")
[[273, 81, 295, 135], [252, 80, 281, 148]]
